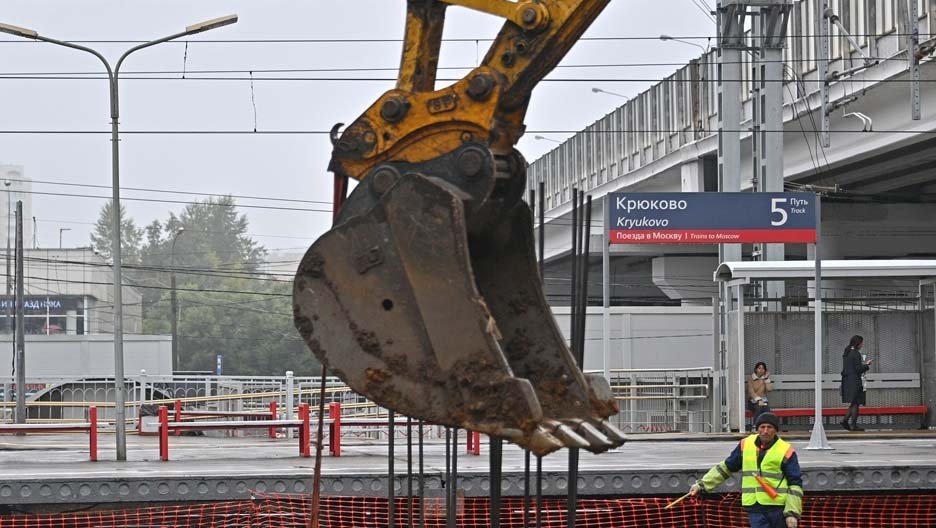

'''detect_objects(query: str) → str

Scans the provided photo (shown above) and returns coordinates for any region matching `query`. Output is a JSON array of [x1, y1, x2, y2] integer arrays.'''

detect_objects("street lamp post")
[[170, 227, 185, 373], [591, 87, 630, 101], [659, 34, 708, 53], [0, 15, 238, 461], [58, 228, 71, 249], [533, 135, 562, 143]]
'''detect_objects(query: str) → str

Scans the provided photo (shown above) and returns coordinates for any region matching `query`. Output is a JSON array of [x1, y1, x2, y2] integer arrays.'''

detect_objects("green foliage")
[[92, 197, 317, 376], [90, 202, 142, 264]]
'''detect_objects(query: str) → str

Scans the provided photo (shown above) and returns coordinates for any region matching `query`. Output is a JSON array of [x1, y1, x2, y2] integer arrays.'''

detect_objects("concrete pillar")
[[680, 159, 706, 193]]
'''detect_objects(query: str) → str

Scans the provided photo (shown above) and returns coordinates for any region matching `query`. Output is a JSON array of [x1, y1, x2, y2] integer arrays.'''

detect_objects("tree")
[[123, 196, 317, 376], [90, 202, 142, 264]]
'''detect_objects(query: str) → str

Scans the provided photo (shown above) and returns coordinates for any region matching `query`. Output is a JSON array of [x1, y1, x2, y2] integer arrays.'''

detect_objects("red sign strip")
[[609, 229, 817, 244]]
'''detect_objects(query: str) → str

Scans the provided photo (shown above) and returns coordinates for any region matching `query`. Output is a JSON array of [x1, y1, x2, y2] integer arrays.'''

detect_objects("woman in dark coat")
[[840, 335, 872, 431]]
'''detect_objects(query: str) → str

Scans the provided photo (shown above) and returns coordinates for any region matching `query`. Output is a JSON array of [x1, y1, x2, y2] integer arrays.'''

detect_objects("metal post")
[[819, 0, 831, 147], [389, 410, 396, 527], [602, 200, 611, 381], [490, 437, 502, 528], [407, 417, 413, 528], [418, 421, 425, 528], [908, 0, 921, 120], [712, 295, 721, 433], [447, 428, 457, 528], [285, 370, 294, 436], [523, 449, 531, 528], [444, 427, 452, 528], [736, 283, 746, 432], [808, 195, 832, 449], [535, 456, 543, 528], [4, 182, 10, 335], [718, 1, 744, 434], [762, 2, 791, 301], [538, 181, 545, 278], [13, 202, 24, 425], [170, 228, 184, 373]]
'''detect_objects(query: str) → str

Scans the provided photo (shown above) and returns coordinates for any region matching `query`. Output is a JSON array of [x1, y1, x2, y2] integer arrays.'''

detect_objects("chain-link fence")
[[739, 286, 932, 429]]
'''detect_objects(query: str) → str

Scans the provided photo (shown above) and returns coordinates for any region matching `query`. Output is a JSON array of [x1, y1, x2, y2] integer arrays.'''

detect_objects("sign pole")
[[737, 282, 746, 432], [602, 201, 610, 382], [807, 194, 832, 450]]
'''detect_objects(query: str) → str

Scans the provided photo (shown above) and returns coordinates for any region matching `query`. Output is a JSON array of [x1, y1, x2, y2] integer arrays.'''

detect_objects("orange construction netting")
[[1, 493, 935, 527]]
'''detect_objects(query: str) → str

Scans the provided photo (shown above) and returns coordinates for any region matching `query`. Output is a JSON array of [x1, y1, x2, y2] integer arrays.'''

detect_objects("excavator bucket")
[[294, 147, 623, 456], [292, 0, 624, 456]]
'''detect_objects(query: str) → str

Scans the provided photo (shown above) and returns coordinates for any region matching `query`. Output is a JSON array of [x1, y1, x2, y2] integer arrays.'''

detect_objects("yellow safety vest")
[[740, 434, 793, 507]]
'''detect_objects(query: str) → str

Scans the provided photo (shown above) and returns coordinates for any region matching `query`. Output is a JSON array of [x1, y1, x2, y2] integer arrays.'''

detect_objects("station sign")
[[608, 192, 817, 244]]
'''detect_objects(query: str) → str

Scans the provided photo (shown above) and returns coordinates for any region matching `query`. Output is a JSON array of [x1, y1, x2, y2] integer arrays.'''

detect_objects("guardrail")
[[2, 370, 715, 436], [0, 406, 98, 461]]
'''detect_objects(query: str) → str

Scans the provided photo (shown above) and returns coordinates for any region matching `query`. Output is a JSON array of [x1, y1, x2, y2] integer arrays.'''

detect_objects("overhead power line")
[[0, 56, 896, 78], [2, 176, 331, 205], [0, 33, 922, 44], [0, 187, 332, 213], [0, 128, 932, 135]]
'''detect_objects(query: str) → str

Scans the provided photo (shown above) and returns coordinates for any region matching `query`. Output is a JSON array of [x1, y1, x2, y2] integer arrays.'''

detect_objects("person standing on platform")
[[747, 361, 773, 431], [840, 334, 872, 431], [688, 413, 804, 528]]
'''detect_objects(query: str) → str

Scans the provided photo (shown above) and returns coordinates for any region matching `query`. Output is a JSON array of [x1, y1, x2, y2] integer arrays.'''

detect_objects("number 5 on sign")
[[771, 198, 788, 226]]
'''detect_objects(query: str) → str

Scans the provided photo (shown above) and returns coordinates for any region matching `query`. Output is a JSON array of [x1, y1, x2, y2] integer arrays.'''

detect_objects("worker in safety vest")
[[688, 412, 804, 528]]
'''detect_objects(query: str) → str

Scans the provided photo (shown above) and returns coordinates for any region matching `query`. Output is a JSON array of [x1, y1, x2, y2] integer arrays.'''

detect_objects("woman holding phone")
[[840, 335, 873, 431]]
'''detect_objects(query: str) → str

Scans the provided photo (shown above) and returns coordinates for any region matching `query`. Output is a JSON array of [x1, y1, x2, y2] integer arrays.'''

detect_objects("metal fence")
[[738, 287, 933, 429], [604, 367, 714, 434], [1, 368, 716, 436]]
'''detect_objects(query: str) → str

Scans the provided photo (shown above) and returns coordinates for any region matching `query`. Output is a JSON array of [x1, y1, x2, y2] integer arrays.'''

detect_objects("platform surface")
[[1, 430, 935, 505]]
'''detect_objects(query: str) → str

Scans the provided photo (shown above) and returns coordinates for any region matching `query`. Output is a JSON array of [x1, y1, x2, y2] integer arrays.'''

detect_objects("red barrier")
[[88, 406, 98, 462], [329, 402, 341, 457], [0, 419, 99, 461], [157, 408, 311, 461], [269, 401, 278, 439], [159, 405, 169, 461], [466, 430, 481, 456]]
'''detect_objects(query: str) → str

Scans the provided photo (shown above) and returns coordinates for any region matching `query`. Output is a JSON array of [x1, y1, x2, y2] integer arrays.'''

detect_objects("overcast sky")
[[0, 0, 715, 259]]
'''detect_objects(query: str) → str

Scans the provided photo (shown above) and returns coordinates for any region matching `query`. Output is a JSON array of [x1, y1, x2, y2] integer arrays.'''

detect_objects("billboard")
[[609, 192, 817, 244]]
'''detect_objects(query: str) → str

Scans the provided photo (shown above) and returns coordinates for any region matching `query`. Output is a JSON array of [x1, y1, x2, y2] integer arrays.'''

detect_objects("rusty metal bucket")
[[293, 147, 624, 456]]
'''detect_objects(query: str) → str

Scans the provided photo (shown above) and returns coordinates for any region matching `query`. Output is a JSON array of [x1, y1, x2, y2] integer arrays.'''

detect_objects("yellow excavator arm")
[[294, 0, 624, 456]]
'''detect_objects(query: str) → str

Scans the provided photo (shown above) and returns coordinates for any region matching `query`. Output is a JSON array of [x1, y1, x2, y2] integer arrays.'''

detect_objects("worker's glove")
[[785, 516, 798, 528], [689, 482, 702, 496]]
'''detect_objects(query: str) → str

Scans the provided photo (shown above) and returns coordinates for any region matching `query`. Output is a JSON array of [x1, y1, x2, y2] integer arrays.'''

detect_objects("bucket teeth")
[[597, 420, 628, 445], [544, 420, 591, 450]]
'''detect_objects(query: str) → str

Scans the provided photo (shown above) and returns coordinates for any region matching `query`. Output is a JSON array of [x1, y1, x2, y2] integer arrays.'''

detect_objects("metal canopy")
[[714, 259, 936, 281]]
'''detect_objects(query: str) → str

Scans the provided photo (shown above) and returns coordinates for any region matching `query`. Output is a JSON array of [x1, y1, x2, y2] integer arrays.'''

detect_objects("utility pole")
[[14, 202, 24, 425], [170, 227, 185, 373], [4, 180, 10, 335], [716, 0, 745, 432]]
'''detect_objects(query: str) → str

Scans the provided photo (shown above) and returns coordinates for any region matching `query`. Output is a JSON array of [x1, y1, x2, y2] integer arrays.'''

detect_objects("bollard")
[[329, 401, 341, 456], [89, 406, 98, 462], [269, 400, 278, 439], [159, 405, 169, 461]]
